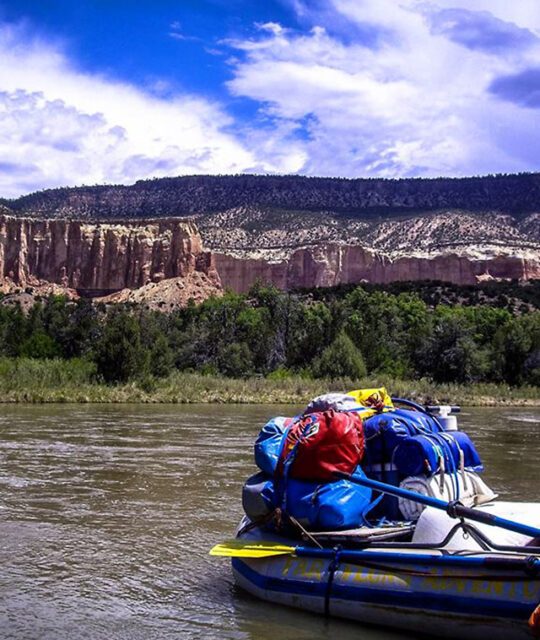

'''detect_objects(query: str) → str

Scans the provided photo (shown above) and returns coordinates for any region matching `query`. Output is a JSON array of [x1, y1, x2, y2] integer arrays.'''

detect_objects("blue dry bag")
[[393, 431, 484, 477], [281, 466, 373, 530], [254, 416, 290, 475]]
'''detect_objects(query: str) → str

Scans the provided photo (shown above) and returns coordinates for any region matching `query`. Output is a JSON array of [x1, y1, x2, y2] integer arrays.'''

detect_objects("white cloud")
[[225, 0, 540, 178], [2, 3, 540, 196], [256, 22, 285, 36], [0, 22, 297, 198]]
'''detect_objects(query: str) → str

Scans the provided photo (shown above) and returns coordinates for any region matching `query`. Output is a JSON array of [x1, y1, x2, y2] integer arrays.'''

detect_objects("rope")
[[237, 508, 283, 536]]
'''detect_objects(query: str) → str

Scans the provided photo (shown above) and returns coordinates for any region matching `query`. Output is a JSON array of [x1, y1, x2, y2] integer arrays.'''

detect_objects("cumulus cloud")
[[225, 0, 540, 178], [489, 67, 540, 108], [2, 2, 540, 195], [0, 22, 297, 198], [426, 8, 538, 55]]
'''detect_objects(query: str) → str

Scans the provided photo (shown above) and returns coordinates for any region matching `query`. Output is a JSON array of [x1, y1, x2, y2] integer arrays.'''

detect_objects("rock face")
[[0, 208, 539, 302], [0, 215, 221, 298], [3, 173, 540, 298], [201, 204, 540, 291], [215, 245, 540, 293], [0, 212, 538, 300]]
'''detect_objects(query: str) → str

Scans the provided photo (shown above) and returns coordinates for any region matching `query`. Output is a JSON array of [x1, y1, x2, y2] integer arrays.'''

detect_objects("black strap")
[[324, 545, 342, 617]]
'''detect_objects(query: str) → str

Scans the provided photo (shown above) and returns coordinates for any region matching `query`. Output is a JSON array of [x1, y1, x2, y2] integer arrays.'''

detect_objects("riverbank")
[[0, 359, 538, 405]]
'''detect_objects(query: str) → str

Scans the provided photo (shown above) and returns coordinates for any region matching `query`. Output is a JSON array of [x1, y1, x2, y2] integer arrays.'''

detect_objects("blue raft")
[[233, 499, 540, 640], [224, 393, 540, 639]]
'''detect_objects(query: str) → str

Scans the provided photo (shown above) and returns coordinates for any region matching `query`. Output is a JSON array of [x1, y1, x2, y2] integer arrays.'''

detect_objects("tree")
[[236, 306, 276, 372], [150, 334, 174, 378], [493, 313, 540, 385], [94, 312, 149, 382], [19, 331, 61, 359], [217, 342, 254, 378], [344, 289, 422, 375], [312, 331, 367, 380], [0, 305, 27, 357], [416, 311, 490, 383], [286, 301, 334, 369], [67, 299, 101, 357]]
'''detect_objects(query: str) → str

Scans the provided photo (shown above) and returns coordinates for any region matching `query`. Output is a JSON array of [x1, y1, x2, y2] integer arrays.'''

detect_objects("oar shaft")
[[452, 504, 540, 539], [294, 547, 539, 571], [212, 539, 540, 569], [334, 472, 540, 539]]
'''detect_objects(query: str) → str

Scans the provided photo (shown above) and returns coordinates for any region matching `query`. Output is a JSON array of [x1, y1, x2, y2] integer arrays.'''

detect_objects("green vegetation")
[[313, 332, 367, 380], [7, 172, 540, 218], [0, 282, 537, 403], [0, 361, 536, 405], [300, 279, 540, 313]]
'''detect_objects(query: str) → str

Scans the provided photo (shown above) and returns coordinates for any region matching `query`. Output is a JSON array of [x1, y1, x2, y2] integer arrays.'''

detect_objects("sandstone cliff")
[[202, 205, 540, 291], [214, 245, 540, 293], [0, 212, 538, 301], [2, 172, 540, 299], [0, 215, 221, 301]]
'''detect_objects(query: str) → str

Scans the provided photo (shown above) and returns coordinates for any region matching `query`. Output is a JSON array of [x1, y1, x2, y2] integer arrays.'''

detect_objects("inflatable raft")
[[212, 390, 540, 639], [231, 504, 540, 640]]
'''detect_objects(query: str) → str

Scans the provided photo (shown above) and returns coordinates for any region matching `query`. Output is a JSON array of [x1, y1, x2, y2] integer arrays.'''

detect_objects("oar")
[[211, 539, 540, 571], [210, 539, 296, 558], [334, 472, 540, 540]]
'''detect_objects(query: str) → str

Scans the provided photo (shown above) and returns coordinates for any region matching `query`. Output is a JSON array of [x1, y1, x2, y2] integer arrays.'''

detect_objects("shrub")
[[267, 366, 294, 380], [94, 312, 149, 383], [312, 332, 367, 380], [150, 335, 174, 378], [137, 374, 157, 393], [19, 332, 61, 359], [217, 342, 254, 378]]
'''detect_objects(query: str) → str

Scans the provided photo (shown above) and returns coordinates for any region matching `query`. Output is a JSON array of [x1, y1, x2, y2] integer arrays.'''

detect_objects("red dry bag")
[[276, 410, 364, 482]]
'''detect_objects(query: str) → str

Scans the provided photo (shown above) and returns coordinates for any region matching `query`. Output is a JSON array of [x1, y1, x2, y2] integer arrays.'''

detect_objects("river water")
[[0, 404, 538, 640]]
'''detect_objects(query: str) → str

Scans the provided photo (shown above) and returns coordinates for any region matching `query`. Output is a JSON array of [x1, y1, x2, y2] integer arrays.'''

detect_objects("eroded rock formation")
[[214, 245, 540, 293], [0, 211, 538, 304], [0, 215, 221, 298], [3, 172, 540, 302], [96, 273, 222, 310]]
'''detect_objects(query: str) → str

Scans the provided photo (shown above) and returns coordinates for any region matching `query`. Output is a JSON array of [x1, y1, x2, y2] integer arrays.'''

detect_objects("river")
[[0, 404, 538, 639]]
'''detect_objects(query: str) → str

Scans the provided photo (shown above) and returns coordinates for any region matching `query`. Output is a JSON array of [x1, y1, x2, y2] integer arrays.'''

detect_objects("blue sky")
[[0, 1, 298, 108], [1, 0, 540, 196]]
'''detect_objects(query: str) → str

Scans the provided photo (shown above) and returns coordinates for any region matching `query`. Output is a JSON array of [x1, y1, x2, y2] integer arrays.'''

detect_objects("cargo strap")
[[276, 415, 317, 515], [324, 545, 342, 617]]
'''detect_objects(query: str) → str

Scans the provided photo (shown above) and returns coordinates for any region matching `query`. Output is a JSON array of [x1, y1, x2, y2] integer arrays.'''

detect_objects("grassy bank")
[[0, 358, 538, 406]]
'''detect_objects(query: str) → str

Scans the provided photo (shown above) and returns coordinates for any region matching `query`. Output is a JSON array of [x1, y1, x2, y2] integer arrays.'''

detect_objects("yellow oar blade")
[[210, 539, 295, 558]]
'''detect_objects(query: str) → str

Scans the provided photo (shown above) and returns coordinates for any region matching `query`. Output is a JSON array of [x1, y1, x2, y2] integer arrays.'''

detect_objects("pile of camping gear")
[[242, 388, 496, 535]]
